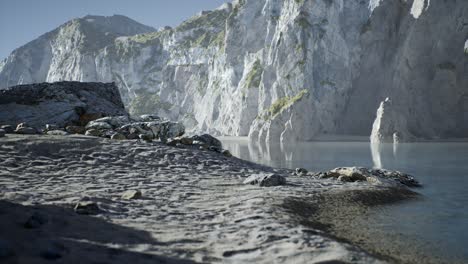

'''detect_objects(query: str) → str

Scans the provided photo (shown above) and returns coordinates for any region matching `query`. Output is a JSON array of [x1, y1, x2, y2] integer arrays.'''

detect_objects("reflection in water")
[[370, 143, 400, 169], [221, 137, 468, 263]]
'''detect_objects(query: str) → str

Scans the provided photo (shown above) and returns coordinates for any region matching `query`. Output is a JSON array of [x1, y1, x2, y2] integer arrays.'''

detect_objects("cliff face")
[[1, 0, 467, 143]]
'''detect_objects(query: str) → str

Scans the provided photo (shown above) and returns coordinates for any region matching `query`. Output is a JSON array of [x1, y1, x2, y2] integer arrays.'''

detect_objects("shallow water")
[[221, 138, 468, 263]]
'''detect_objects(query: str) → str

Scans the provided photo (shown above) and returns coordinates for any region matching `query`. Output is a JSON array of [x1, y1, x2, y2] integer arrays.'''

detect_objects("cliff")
[[1, 1, 467, 143]]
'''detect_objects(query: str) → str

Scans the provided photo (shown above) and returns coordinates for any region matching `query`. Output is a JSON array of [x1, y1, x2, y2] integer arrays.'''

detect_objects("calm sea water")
[[220, 138, 468, 262]]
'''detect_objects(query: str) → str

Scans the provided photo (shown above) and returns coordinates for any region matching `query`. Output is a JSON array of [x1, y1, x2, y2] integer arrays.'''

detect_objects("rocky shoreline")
[[0, 81, 423, 263], [0, 132, 421, 263]]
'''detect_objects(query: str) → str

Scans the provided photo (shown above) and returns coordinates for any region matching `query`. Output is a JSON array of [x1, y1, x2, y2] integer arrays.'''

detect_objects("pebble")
[[74, 201, 100, 215], [243, 173, 287, 187], [121, 190, 142, 200]]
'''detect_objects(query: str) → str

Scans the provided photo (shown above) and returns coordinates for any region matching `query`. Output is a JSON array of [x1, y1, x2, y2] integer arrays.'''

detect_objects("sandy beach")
[[0, 134, 421, 263]]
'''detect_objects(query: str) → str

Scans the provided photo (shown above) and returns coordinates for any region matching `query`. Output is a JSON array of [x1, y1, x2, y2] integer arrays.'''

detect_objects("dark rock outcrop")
[[0, 81, 126, 128]]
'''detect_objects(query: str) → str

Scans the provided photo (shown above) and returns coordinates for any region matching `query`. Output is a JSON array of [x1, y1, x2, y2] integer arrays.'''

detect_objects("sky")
[[0, 0, 230, 59]]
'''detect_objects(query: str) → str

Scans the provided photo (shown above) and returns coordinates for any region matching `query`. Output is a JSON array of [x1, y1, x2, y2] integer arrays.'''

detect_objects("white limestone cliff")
[[1, 0, 467, 144], [370, 98, 414, 144]]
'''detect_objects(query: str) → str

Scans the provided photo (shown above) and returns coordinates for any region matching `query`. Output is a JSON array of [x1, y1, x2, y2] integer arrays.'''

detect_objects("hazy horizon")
[[0, 0, 230, 60]]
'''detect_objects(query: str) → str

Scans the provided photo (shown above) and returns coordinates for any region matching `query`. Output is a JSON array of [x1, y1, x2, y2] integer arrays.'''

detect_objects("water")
[[221, 138, 468, 263]]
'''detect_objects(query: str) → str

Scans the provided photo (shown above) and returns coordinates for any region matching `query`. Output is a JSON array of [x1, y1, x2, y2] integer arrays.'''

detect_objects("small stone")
[[179, 137, 193, 145], [166, 139, 181, 146], [85, 129, 101, 137], [121, 190, 142, 200], [74, 201, 100, 215], [295, 168, 308, 176], [16, 122, 28, 129], [338, 175, 353, 182], [24, 212, 48, 229], [85, 121, 113, 130], [0, 129, 5, 137], [222, 150, 232, 157], [66, 125, 86, 134], [111, 133, 126, 140], [139, 134, 153, 142], [199, 145, 207, 150], [45, 124, 59, 131], [0, 125, 14, 133], [15, 126, 37, 135], [243, 174, 286, 187], [46, 130, 68, 136]]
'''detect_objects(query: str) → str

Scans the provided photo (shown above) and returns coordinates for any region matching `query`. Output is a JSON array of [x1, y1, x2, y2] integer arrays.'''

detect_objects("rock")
[[87, 115, 132, 129], [0, 129, 5, 137], [65, 125, 86, 134], [110, 133, 126, 140], [85, 129, 101, 137], [46, 130, 68, 136], [1, 1, 468, 144], [370, 98, 414, 144], [139, 134, 153, 142], [222, 149, 232, 157], [323, 167, 420, 187], [138, 114, 162, 122], [294, 168, 308, 176], [121, 190, 142, 200], [85, 121, 113, 130], [74, 201, 100, 215], [155, 121, 185, 142], [0, 82, 127, 128], [24, 212, 48, 229], [166, 139, 181, 147], [192, 134, 222, 148], [14, 125, 37, 135], [179, 137, 193, 145], [0, 125, 13, 133], [45, 124, 59, 131], [243, 174, 286, 187]]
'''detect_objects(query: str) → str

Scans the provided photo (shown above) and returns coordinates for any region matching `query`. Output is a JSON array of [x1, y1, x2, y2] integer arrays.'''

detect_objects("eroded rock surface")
[[0, 82, 127, 128], [1, 1, 467, 143]]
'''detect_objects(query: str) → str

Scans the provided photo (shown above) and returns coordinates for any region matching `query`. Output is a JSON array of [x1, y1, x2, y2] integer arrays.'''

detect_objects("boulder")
[[65, 125, 86, 134], [110, 133, 126, 140], [0, 82, 127, 129], [222, 150, 232, 157], [192, 134, 222, 148], [243, 173, 286, 187], [322, 167, 420, 187], [74, 201, 100, 215], [46, 130, 68, 136], [45, 124, 59, 131], [0, 125, 13, 133], [85, 129, 101, 137], [179, 137, 193, 145], [295, 168, 308, 176], [14, 123, 37, 134]]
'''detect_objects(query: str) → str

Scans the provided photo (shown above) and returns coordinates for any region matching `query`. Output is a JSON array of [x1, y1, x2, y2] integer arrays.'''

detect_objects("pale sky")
[[0, 0, 230, 59]]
